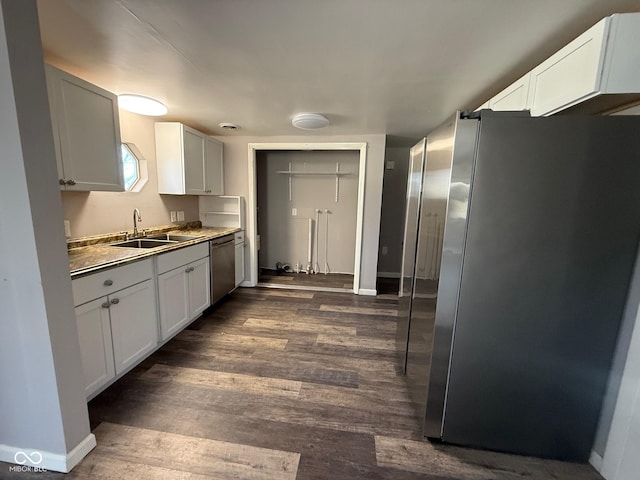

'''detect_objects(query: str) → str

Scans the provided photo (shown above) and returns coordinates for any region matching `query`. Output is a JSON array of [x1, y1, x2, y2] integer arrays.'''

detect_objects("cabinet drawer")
[[72, 258, 153, 306], [234, 231, 245, 244], [156, 243, 209, 275]]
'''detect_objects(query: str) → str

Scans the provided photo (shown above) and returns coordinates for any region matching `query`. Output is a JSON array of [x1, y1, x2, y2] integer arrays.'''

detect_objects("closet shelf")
[[276, 171, 352, 176]]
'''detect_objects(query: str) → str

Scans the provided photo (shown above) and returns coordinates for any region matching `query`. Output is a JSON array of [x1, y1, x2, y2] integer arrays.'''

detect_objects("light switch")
[[64, 220, 71, 237], [292, 208, 298, 216], [177, 211, 185, 221], [170, 211, 177, 222]]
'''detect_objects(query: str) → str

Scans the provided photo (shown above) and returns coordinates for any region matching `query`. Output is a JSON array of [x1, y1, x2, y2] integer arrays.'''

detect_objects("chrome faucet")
[[133, 208, 142, 237]]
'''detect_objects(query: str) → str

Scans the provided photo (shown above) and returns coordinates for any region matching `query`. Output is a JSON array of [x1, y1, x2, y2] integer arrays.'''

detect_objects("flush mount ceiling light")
[[292, 113, 329, 130], [218, 122, 240, 130], [118, 94, 168, 116]]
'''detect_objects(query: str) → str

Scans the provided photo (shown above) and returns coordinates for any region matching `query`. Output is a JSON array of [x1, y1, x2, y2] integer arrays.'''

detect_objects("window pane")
[[121, 144, 140, 191]]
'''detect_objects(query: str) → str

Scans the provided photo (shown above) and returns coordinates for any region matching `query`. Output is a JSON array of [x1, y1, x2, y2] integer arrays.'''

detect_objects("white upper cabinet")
[[155, 122, 224, 195], [488, 74, 530, 111], [45, 65, 124, 191], [205, 136, 224, 195], [527, 18, 609, 116], [484, 13, 640, 116]]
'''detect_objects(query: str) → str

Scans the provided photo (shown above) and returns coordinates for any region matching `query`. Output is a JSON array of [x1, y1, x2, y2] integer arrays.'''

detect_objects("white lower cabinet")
[[72, 242, 215, 398], [72, 259, 157, 398], [235, 231, 245, 287], [75, 299, 115, 397], [157, 244, 210, 341], [109, 279, 158, 375]]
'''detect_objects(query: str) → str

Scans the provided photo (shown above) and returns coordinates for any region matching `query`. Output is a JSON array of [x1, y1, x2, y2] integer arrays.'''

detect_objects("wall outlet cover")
[[170, 211, 177, 222], [177, 211, 185, 221], [382, 245, 388, 255], [63, 220, 71, 237], [292, 208, 297, 216]]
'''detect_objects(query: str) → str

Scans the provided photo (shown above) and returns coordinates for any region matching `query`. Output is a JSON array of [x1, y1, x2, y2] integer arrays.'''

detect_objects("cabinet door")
[[235, 243, 245, 287], [75, 298, 115, 397], [158, 266, 190, 340], [46, 66, 124, 191], [527, 18, 608, 116], [109, 279, 158, 375], [489, 74, 530, 111], [188, 257, 211, 318], [204, 137, 224, 195], [183, 126, 206, 195]]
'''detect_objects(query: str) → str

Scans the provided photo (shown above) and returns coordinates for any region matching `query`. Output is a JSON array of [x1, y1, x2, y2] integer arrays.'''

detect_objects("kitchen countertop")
[[67, 223, 240, 278]]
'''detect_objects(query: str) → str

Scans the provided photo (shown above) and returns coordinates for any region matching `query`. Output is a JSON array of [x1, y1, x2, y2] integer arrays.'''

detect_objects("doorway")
[[247, 143, 367, 293]]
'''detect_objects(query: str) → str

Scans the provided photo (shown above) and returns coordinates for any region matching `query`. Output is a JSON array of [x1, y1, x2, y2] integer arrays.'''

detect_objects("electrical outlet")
[[63, 220, 71, 237], [170, 211, 177, 222], [385, 161, 395, 170], [382, 245, 388, 255], [292, 208, 297, 216], [177, 211, 185, 221]]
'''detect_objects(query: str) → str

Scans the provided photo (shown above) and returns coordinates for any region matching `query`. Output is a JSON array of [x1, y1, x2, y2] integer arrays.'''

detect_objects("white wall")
[[257, 150, 359, 274], [60, 110, 199, 238], [0, 0, 92, 471], [377, 145, 410, 277], [218, 133, 386, 293]]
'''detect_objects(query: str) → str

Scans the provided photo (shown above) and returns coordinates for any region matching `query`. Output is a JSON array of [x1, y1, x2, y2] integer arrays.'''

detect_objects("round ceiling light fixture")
[[118, 94, 168, 116], [292, 113, 329, 130], [218, 122, 240, 130]]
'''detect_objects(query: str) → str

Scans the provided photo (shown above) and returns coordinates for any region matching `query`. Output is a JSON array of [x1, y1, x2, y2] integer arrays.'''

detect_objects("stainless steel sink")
[[146, 233, 202, 242], [111, 239, 177, 249]]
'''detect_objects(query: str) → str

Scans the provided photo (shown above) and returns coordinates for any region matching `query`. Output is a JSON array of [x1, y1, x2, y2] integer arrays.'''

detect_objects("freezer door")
[[404, 115, 479, 437], [396, 138, 426, 372]]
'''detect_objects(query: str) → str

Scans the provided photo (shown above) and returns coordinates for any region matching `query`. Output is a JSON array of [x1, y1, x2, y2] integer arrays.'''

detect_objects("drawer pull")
[[103, 279, 114, 286], [101, 302, 110, 309], [110, 298, 120, 305]]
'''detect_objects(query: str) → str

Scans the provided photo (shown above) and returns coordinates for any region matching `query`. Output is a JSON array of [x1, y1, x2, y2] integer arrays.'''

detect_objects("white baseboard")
[[358, 288, 377, 296], [0, 433, 96, 473], [589, 450, 603, 472], [377, 272, 400, 279]]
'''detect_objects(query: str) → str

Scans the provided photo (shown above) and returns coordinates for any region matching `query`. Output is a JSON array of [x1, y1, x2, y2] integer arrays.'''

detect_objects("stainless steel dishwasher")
[[210, 235, 235, 304]]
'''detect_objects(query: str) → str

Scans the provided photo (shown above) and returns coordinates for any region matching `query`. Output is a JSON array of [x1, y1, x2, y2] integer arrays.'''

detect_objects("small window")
[[121, 143, 140, 191], [120, 142, 148, 192]]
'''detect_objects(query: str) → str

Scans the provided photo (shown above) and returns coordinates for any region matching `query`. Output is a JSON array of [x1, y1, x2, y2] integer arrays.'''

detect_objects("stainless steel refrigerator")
[[402, 110, 640, 461]]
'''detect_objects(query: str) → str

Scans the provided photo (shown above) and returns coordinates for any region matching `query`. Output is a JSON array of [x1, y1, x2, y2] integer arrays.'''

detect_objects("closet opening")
[[247, 143, 367, 294]]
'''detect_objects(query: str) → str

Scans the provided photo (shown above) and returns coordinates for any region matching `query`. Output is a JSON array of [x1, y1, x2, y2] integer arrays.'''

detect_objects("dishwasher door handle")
[[211, 240, 234, 249]]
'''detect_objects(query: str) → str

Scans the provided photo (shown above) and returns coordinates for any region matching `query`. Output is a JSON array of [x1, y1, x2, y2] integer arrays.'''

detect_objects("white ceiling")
[[37, 0, 640, 144]]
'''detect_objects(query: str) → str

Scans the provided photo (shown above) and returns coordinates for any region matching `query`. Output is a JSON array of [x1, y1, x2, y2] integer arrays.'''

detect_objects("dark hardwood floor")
[[259, 269, 354, 290], [1, 288, 603, 479]]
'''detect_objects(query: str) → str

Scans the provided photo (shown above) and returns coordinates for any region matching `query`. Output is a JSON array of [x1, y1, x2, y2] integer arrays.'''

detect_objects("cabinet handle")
[[185, 266, 194, 273], [110, 298, 120, 305], [66, 179, 76, 186], [101, 302, 110, 309], [103, 279, 113, 286], [59, 178, 67, 185]]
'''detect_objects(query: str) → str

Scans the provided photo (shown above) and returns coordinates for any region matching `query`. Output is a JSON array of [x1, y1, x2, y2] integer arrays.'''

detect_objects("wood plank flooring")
[[259, 269, 354, 290], [1, 287, 603, 479]]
